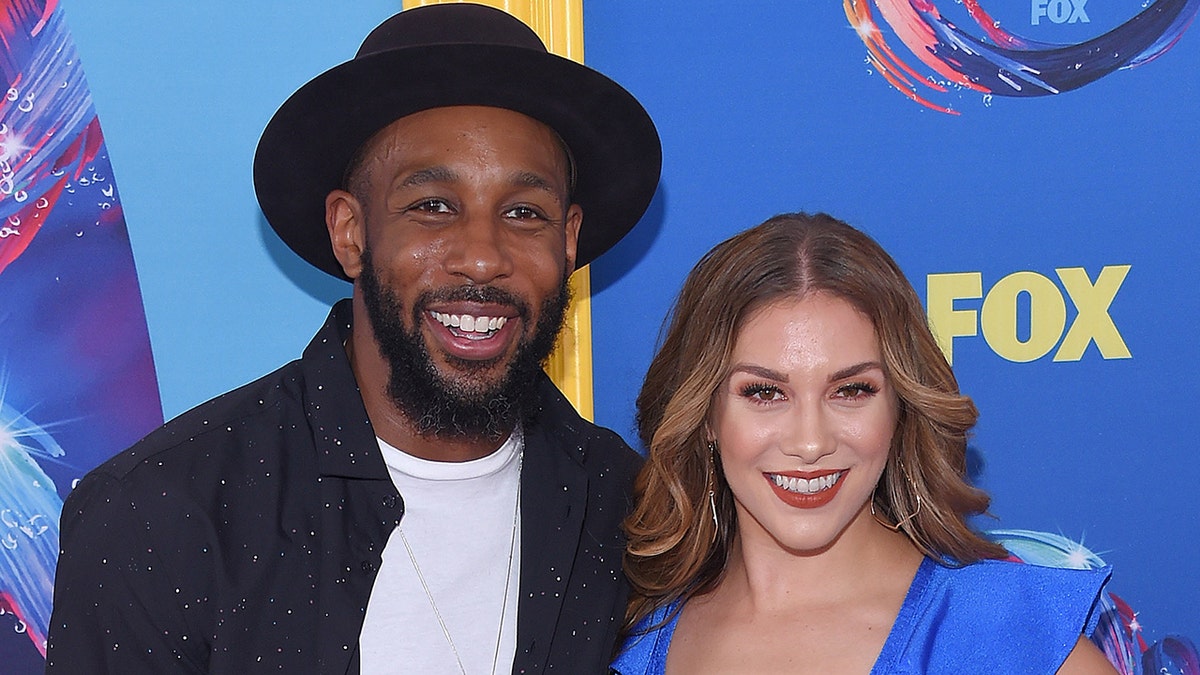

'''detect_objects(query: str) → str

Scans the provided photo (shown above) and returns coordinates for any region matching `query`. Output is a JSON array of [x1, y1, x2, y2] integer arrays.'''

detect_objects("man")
[[45, 4, 660, 673]]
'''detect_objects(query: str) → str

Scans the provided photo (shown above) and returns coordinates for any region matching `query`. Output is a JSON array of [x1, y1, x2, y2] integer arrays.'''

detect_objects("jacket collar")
[[300, 299, 389, 480]]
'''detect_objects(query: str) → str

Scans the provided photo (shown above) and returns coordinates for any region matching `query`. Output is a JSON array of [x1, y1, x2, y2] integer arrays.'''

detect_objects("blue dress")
[[611, 557, 1111, 674]]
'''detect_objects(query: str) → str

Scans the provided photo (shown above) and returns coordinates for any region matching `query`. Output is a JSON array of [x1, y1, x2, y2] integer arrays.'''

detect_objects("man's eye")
[[411, 199, 453, 213], [503, 205, 545, 220]]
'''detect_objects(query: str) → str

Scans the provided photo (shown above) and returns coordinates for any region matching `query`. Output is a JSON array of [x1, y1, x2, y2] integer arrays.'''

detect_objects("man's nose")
[[443, 213, 515, 284]]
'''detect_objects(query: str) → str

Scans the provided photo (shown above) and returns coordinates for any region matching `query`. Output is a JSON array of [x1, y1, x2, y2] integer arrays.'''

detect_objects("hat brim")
[[253, 43, 661, 281]]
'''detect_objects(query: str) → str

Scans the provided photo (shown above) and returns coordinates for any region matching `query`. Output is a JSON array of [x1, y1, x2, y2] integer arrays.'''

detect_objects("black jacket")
[[46, 299, 642, 674]]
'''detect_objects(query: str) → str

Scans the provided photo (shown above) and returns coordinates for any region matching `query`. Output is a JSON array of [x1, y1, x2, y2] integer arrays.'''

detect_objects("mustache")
[[413, 285, 531, 318]]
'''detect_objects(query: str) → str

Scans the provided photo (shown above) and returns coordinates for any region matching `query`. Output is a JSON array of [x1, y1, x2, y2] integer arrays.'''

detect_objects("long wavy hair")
[[623, 213, 1007, 632]]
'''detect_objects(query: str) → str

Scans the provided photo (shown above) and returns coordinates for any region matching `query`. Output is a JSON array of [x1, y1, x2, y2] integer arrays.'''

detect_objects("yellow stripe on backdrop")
[[402, 0, 595, 420]]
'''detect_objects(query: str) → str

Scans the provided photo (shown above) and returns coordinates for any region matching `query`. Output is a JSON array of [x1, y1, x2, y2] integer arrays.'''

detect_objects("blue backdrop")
[[583, 0, 1200, 655]]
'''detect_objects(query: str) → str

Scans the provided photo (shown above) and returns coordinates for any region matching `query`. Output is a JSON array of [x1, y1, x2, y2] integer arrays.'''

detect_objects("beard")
[[358, 249, 570, 444]]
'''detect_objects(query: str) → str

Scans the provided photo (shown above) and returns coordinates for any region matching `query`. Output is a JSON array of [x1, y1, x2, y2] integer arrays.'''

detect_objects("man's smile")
[[431, 310, 510, 338], [424, 304, 521, 361]]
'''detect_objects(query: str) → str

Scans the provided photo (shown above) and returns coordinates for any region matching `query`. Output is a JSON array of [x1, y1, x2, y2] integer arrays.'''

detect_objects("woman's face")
[[710, 292, 899, 554]]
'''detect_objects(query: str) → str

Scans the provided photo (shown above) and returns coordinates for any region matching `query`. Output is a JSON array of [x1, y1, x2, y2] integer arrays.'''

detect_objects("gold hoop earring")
[[872, 460, 922, 532], [871, 494, 921, 532]]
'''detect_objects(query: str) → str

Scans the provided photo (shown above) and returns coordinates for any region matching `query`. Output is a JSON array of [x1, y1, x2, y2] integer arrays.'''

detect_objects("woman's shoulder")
[[874, 557, 1112, 673], [610, 599, 684, 675], [923, 557, 1111, 633]]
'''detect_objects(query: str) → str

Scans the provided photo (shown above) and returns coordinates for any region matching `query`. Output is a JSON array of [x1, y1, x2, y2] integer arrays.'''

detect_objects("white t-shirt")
[[359, 430, 523, 674]]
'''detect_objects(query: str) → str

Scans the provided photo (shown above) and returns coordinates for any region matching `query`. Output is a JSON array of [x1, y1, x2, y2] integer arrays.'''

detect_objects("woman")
[[613, 213, 1115, 674]]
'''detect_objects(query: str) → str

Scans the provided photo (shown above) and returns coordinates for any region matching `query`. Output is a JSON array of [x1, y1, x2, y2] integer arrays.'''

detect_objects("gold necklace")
[[396, 451, 521, 675]]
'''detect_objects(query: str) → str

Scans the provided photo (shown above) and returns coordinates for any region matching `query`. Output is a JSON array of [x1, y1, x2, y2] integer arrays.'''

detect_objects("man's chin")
[[399, 347, 529, 413], [432, 347, 515, 385], [430, 371, 513, 407], [391, 367, 525, 442]]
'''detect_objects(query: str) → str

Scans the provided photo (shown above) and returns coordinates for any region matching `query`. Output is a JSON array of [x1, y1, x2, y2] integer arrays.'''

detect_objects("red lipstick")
[[764, 470, 847, 509]]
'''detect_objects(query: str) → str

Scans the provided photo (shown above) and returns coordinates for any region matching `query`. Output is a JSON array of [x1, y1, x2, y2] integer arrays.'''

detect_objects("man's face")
[[338, 106, 581, 441]]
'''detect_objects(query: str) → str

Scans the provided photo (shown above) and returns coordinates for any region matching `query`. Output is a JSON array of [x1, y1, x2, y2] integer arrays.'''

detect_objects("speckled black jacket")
[[46, 299, 642, 674]]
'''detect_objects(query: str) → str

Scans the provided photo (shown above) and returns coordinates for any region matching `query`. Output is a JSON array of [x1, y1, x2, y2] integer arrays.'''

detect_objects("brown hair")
[[623, 213, 1007, 632]]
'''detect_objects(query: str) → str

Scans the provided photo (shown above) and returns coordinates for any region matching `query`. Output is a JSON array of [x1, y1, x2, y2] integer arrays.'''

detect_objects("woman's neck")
[[719, 506, 924, 613], [664, 507, 926, 675]]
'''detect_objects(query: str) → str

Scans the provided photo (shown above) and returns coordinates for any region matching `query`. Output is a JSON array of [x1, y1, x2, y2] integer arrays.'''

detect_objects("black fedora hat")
[[253, 3, 662, 281]]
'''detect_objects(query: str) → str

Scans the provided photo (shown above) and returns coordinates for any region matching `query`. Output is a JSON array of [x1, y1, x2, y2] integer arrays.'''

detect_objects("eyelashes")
[[739, 382, 784, 402], [834, 382, 880, 399], [409, 197, 453, 213], [736, 380, 881, 404]]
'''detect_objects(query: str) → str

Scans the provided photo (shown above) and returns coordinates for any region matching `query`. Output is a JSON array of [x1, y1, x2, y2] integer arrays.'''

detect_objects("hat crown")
[[356, 3, 547, 58]]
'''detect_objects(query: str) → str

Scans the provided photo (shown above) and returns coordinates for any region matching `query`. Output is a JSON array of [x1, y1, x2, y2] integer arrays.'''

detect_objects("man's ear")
[[326, 189, 366, 280], [564, 203, 583, 274]]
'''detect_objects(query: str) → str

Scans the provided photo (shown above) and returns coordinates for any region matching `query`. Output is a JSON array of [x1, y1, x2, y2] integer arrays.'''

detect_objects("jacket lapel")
[[512, 385, 589, 672], [302, 301, 400, 673]]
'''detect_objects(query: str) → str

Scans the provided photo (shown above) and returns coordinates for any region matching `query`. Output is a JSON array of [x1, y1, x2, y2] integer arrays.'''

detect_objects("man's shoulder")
[[532, 374, 643, 473], [90, 358, 310, 482], [575, 417, 643, 472], [89, 302, 356, 482]]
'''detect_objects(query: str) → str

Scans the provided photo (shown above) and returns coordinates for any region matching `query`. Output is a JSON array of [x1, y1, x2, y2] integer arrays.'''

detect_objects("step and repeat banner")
[[0, 0, 1194, 671], [584, 0, 1199, 668], [0, 1, 161, 669]]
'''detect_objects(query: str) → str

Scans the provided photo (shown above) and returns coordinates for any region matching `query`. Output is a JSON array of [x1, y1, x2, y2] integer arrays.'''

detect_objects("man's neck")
[[370, 400, 513, 462]]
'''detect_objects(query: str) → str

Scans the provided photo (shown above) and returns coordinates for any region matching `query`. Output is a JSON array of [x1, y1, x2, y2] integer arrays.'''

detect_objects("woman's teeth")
[[770, 471, 843, 494]]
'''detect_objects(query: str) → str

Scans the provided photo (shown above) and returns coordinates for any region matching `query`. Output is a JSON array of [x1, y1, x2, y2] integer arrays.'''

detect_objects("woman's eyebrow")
[[729, 363, 788, 382], [828, 361, 884, 382]]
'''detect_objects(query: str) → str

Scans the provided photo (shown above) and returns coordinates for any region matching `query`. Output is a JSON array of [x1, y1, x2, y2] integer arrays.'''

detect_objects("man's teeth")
[[430, 311, 507, 335], [770, 472, 842, 494]]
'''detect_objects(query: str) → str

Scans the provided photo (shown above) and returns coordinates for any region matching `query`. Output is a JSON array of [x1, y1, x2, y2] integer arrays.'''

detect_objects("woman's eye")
[[834, 382, 879, 400], [739, 383, 784, 403]]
